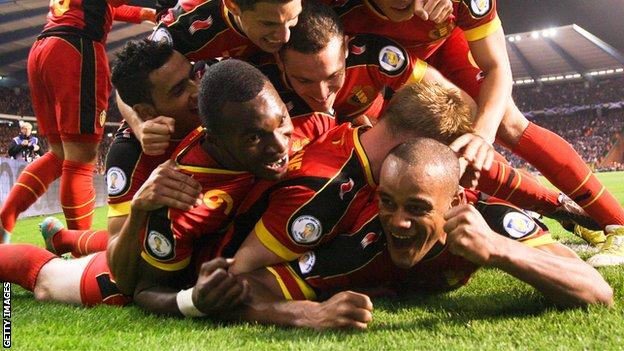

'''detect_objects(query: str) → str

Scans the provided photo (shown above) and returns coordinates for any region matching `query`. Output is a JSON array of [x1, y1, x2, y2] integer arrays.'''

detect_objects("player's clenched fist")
[[414, 0, 453, 23], [132, 159, 202, 211], [307, 291, 373, 330], [193, 258, 250, 314], [443, 204, 501, 266], [138, 116, 176, 156]]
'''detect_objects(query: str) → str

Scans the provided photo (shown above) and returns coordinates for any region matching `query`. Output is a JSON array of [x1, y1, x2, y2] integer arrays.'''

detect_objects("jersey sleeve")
[[291, 112, 336, 149], [265, 263, 318, 301], [140, 208, 194, 272], [353, 35, 428, 91], [456, 0, 501, 42], [474, 195, 556, 247], [253, 185, 322, 261], [112, 5, 143, 23], [105, 134, 144, 218]]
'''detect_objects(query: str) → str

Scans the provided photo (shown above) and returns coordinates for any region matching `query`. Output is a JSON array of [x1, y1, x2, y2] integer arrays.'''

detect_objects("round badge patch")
[[378, 46, 405, 73], [147, 230, 173, 258], [502, 212, 536, 239], [291, 215, 323, 244], [106, 167, 127, 196], [298, 251, 316, 275], [469, 0, 491, 17], [150, 27, 173, 45]]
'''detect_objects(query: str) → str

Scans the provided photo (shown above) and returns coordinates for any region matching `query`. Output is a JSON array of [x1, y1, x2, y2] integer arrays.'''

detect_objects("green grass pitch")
[[6, 172, 624, 350]]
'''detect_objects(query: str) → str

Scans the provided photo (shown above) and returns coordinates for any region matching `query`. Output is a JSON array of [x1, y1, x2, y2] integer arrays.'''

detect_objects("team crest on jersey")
[[339, 178, 355, 200], [189, 16, 213, 35], [466, 0, 492, 17], [106, 167, 127, 196], [203, 189, 234, 215], [350, 44, 366, 55], [146, 230, 173, 258], [151, 27, 173, 45], [360, 232, 378, 249], [99, 110, 106, 127], [379, 46, 405, 72], [347, 86, 376, 107], [298, 251, 316, 274], [291, 215, 323, 244], [502, 212, 536, 239], [429, 23, 453, 40]]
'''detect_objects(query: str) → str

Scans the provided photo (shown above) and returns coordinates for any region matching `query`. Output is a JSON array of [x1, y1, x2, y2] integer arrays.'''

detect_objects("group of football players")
[[0, 0, 619, 329]]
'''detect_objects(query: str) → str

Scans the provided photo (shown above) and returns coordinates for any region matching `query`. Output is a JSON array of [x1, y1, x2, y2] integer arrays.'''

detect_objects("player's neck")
[[359, 125, 403, 184]]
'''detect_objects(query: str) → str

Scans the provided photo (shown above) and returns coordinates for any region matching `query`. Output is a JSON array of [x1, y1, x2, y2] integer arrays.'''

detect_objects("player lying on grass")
[[248, 138, 613, 321], [330, 0, 624, 265], [0, 59, 292, 308]]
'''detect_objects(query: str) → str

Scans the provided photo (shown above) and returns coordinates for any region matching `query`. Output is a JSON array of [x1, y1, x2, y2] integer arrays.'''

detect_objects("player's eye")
[[379, 196, 396, 211]]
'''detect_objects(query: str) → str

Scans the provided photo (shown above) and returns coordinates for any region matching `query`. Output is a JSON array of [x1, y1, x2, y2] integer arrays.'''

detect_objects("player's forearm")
[[134, 285, 184, 317], [487, 238, 614, 307], [107, 208, 149, 295], [472, 66, 512, 144]]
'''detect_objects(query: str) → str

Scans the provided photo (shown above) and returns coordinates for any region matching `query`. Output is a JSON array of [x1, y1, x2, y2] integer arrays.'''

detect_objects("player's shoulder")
[[346, 34, 410, 77], [151, 0, 230, 50], [472, 192, 544, 241], [455, 0, 496, 19], [105, 124, 143, 198]]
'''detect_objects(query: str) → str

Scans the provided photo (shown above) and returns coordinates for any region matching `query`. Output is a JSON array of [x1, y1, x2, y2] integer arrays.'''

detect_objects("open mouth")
[[265, 154, 288, 172]]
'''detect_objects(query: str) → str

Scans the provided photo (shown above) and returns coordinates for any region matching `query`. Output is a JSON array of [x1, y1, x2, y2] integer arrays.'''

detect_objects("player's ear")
[[224, 0, 241, 16], [133, 103, 157, 121], [451, 187, 465, 207], [343, 35, 350, 59]]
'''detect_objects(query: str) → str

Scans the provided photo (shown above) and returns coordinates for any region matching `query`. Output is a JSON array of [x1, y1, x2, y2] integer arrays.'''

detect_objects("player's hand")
[[449, 133, 494, 172], [420, 0, 453, 23], [33, 144, 40, 152], [21, 139, 29, 146], [458, 158, 480, 189], [193, 258, 251, 315], [443, 204, 501, 266], [139, 7, 157, 23], [131, 159, 202, 212], [138, 116, 176, 156], [307, 291, 373, 330]]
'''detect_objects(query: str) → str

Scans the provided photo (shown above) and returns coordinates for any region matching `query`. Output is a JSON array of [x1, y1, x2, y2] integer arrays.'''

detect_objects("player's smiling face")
[[372, 0, 417, 22], [377, 155, 455, 268], [148, 51, 201, 139], [232, 0, 302, 53], [278, 35, 347, 113], [215, 84, 293, 180]]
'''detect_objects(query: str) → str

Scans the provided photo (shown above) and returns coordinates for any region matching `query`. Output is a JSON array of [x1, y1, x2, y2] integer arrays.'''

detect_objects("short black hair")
[[198, 59, 271, 133], [111, 39, 174, 106], [279, 0, 343, 57], [235, 0, 294, 12]]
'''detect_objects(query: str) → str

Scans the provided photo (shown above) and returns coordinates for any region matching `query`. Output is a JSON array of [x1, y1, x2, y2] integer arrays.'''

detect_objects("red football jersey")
[[223, 123, 377, 262], [332, 0, 500, 60], [139, 128, 256, 271], [43, 0, 142, 42], [152, 0, 260, 60]]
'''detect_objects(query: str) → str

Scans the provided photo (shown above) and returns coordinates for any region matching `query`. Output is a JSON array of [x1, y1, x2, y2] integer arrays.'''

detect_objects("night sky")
[[497, 0, 624, 53]]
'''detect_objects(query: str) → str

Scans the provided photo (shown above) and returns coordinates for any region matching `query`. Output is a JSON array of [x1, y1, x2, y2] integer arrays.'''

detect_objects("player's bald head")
[[382, 82, 473, 144], [198, 59, 274, 133], [279, 0, 344, 57], [383, 138, 460, 198]]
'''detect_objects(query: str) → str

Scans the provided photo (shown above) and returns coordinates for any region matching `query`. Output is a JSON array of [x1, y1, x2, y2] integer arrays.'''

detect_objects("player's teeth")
[[391, 232, 411, 239]]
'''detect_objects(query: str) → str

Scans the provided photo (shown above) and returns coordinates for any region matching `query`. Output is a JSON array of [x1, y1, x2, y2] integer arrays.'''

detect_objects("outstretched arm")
[[107, 160, 202, 295], [443, 204, 614, 307]]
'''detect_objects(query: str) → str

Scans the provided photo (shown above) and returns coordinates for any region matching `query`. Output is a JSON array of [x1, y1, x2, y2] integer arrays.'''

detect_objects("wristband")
[[176, 288, 207, 318]]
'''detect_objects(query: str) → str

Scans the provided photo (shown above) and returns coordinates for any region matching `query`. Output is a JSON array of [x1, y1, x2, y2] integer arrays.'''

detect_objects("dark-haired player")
[[121, 0, 303, 155], [0, 0, 155, 242]]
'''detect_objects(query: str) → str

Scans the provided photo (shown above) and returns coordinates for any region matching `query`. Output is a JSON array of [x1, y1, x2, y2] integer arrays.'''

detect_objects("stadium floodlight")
[[523, 79, 534, 84], [508, 36, 515, 42], [556, 76, 564, 80], [616, 68, 624, 73], [0, 76, 4, 80], [531, 31, 540, 39], [606, 69, 614, 74], [515, 35, 521, 41], [548, 28, 557, 37], [573, 73, 581, 78], [590, 71, 598, 76], [598, 70, 606, 75]]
